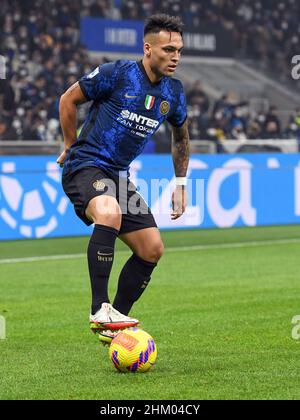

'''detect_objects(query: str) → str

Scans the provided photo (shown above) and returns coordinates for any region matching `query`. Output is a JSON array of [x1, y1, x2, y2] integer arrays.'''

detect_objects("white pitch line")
[[1, 237, 300, 265]]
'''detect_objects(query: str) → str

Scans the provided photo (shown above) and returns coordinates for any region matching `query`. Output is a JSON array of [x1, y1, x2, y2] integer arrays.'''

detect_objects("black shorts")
[[62, 166, 157, 235]]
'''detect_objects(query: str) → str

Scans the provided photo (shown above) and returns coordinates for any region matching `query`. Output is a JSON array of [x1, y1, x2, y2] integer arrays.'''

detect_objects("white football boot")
[[89, 303, 139, 332]]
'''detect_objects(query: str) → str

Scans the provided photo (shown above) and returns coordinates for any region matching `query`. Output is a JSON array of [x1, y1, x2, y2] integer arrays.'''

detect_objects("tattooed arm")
[[172, 119, 190, 176], [171, 119, 190, 220], [57, 82, 87, 166]]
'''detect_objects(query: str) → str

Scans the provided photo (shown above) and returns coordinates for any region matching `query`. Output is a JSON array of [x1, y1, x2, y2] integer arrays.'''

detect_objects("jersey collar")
[[137, 60, 163, 86]]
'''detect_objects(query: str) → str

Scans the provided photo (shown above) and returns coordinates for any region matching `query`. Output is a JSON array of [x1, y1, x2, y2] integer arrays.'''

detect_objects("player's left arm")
[[171, 119, 190, 220]]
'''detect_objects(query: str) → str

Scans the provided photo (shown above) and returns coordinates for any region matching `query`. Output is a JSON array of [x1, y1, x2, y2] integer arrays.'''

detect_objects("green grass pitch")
[[1, 225, 300, 400]]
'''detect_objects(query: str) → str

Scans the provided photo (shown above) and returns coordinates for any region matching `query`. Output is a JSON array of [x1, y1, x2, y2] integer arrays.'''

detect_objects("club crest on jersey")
[[145, 95, 155, 110], [160, 101, 170, 115], [93, 180, 105, 191]]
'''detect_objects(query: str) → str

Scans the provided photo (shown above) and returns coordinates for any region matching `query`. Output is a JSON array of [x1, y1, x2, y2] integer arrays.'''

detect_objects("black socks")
[[113, 254, 157, 315], [88, 225, 158, 316], [87, 224, 118, 315]]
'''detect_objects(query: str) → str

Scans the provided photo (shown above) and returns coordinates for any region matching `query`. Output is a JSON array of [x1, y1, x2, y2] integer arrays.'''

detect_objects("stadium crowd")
[[0, 0, 300, 148]]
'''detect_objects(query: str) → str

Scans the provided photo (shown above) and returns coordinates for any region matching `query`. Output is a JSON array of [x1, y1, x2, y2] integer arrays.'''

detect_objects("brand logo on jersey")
[[93, 180, 106, 191], [87, 67, 100, 79], [145, 95, 155, 110], [160, 101, 170, 115], [120, 110, 159, 129], [125, 93, 138, 99]]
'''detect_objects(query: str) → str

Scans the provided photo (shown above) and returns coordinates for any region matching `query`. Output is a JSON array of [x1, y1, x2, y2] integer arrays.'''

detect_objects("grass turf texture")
[[0, 225, 300, 400]]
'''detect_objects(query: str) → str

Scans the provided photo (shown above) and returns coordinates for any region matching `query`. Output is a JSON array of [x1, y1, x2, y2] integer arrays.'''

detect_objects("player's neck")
[[141, 58, 163, 84]]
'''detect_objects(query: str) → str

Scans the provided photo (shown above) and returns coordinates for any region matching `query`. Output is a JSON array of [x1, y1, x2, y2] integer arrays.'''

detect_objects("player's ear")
[[144, 42, 151, 57]]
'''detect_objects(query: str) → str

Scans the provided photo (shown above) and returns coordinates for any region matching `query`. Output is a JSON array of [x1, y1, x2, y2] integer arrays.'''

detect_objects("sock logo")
[[97, 251, 113, 262], [141, 279, 150, 289]]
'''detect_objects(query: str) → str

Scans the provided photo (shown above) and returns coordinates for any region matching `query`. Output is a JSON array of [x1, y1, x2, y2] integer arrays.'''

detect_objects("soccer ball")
[[109, 327, 157, 373]]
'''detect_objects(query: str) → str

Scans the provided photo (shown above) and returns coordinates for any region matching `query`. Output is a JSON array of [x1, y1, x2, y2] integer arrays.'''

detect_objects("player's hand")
[[56, 149, 69, 168], [171, 186, 187, 220]]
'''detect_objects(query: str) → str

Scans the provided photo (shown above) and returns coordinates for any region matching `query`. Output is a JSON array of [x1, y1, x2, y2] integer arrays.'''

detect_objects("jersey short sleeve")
[[78, 62, 118, 101], [167, 80, 187, 127]]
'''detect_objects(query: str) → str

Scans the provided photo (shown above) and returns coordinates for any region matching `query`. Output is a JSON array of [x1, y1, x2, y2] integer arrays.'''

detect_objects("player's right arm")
[[57, 82, 87, 166], [57, 63, 118, 167]]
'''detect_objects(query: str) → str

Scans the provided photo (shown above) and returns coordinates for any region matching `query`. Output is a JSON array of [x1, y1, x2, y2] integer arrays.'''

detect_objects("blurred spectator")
[[230, 120, 247, 141], [289, 108, 300, 133], [262, 121, 282, 139], [186, 81, 210, 115], [0, 118, 18, 140], [264, 106, 281, 135], [89, 0, 107, 17], [187, 101, 210, 141], [283, 108, 300, 139], [0, 79, 15, 120], [247, 121, 262, 139]]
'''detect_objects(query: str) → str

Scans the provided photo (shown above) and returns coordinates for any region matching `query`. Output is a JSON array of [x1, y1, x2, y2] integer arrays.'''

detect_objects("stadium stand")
[[0, 0, 300, 153]]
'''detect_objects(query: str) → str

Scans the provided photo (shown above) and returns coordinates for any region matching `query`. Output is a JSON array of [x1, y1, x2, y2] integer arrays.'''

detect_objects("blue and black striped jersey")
[[63, 60, 187, 176]]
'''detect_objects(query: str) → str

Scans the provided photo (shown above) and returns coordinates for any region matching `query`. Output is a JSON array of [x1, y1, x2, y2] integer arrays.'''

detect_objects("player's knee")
[[94, 213, 121, 230], [142, 240, 164, 263], [156, 241, 165, 260]]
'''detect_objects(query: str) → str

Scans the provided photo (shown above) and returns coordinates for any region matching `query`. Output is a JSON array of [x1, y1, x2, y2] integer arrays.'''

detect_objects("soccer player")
[[57, 14, 190, 345]]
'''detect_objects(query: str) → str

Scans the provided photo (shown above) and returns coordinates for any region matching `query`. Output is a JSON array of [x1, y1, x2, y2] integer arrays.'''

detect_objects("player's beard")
[[151, 62, 175, 79]]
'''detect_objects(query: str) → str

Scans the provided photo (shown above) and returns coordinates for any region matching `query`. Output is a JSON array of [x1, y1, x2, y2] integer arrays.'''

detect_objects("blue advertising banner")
[[80, 18, 234, 57], [0, 154, 300, 240], [80, 17, 144, 54]]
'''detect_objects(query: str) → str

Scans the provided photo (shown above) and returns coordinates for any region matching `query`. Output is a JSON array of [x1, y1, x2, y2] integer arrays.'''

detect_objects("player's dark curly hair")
[[144, 14, 184, 37]]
